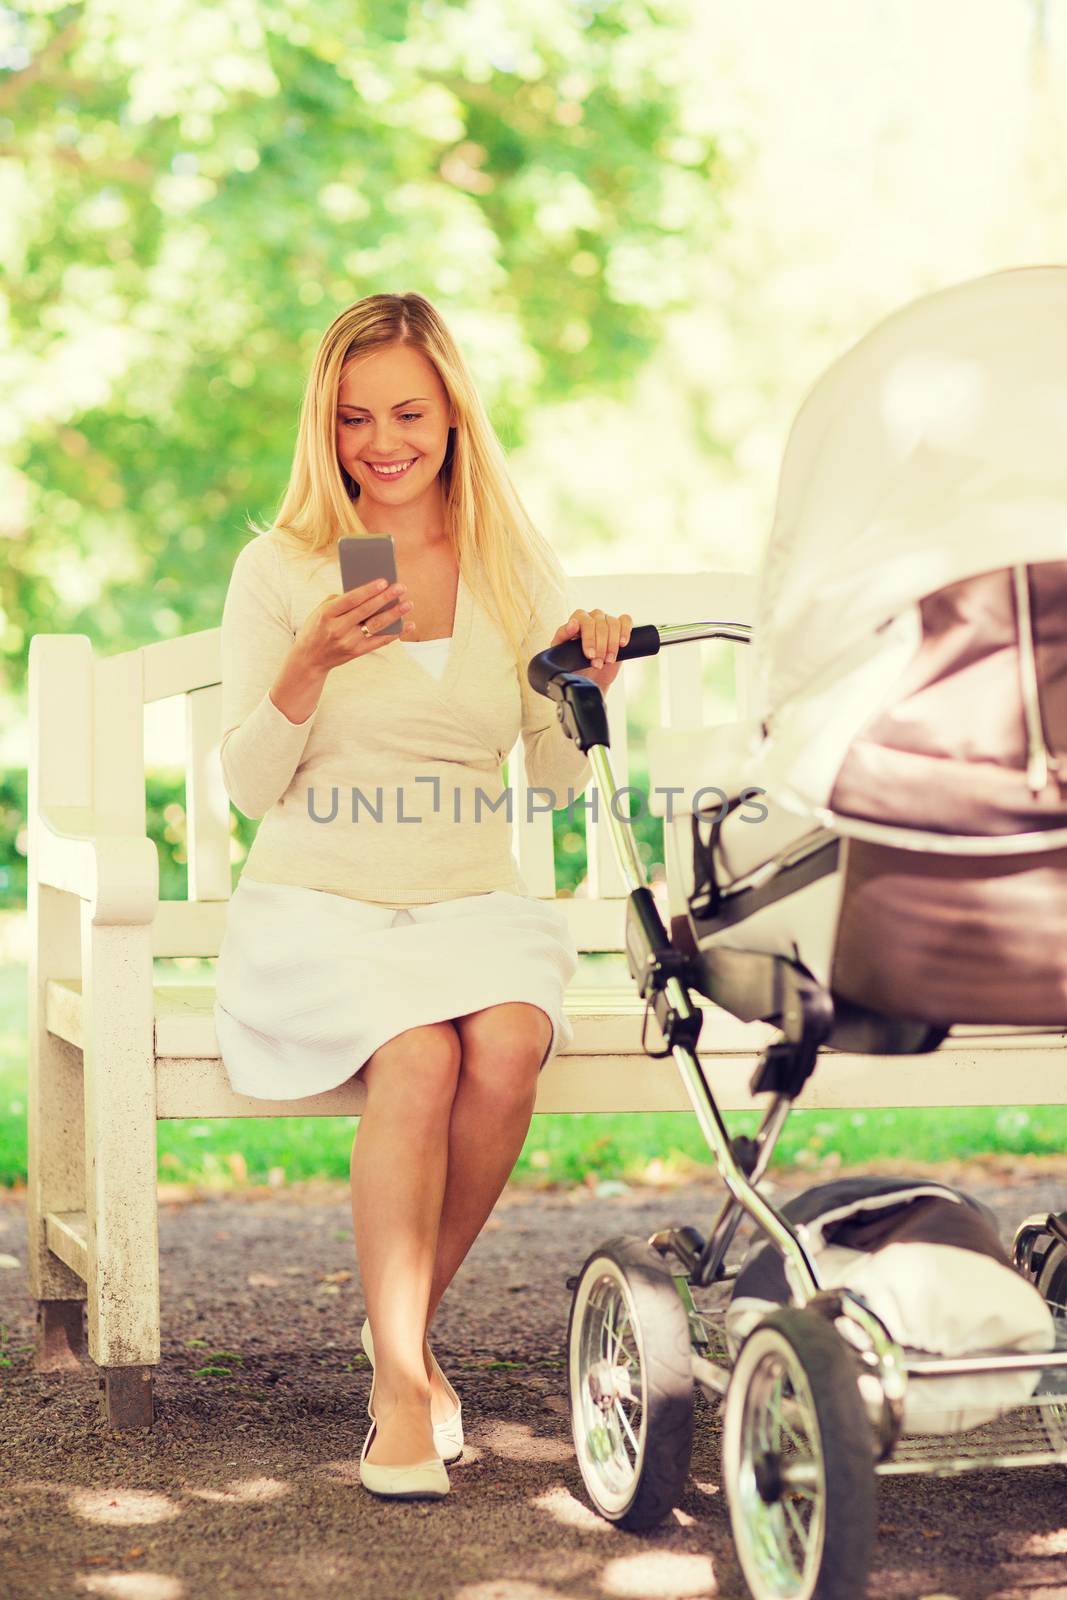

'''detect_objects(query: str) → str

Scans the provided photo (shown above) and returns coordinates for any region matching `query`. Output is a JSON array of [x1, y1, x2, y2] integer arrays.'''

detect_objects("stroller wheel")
[[1035, 1240, 1067, 1453], [567, 1234, 695, 1529], [722, 1308, 875, 1600]]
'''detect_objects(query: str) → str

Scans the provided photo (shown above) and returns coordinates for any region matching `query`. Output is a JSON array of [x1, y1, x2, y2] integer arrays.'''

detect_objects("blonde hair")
[[249, 291, 567, 675]]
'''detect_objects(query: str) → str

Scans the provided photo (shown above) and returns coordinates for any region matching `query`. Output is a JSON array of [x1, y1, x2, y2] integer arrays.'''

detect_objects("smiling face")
[[335, 341, 456, 511]]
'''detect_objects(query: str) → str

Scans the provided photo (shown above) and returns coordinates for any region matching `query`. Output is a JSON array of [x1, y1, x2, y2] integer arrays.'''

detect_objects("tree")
[[1, 0, 725, 700]]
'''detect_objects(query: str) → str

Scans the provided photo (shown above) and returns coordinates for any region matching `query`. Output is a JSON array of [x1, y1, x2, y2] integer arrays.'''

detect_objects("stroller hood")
[[754, 266, 1067, 815]]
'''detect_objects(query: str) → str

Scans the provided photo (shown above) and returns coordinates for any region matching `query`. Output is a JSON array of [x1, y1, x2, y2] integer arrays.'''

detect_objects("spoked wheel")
[[722, 1308, 876, 1600], [568, 1234, 695, 1529], [1035, 1239, 1067, 1452]]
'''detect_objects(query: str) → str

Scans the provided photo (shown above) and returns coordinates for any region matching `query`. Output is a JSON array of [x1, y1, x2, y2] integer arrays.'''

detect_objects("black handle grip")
[[526, 622, 661, 698]]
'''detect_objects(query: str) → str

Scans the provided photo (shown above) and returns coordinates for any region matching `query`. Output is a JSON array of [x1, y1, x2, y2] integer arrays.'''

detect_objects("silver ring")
[[360, 622, 372, 638]]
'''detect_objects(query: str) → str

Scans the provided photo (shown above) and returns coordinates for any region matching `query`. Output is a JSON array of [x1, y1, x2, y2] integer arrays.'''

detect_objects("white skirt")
[[212, 877, 579, 1101]]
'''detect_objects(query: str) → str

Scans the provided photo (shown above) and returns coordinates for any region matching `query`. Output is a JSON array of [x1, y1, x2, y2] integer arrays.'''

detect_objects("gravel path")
[[4, 1159, 1067, 1600]]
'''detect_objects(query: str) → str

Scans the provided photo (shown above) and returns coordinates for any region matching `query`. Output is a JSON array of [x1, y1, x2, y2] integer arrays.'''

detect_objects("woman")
[[213, 291, 631, 1500]]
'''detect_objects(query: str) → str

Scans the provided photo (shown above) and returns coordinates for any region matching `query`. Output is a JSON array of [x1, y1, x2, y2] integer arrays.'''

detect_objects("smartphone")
[[338, 535, 402, 636]]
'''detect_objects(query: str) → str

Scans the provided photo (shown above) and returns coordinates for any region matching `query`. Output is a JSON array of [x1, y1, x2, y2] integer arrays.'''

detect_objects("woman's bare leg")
[[423, 1003, 551, 1346], [349, 1020, 462, 1466]]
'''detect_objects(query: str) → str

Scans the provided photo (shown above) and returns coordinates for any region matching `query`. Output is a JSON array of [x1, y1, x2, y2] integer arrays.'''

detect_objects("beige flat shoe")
[[358, 1417, 450, 1500], [361, 1317, 465, 1465]]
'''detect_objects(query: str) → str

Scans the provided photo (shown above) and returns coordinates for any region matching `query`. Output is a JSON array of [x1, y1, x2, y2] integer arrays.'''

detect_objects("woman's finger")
[[591, 611, 608, 668], [336, 580, 408, 621], [358, 602, 412, 650]]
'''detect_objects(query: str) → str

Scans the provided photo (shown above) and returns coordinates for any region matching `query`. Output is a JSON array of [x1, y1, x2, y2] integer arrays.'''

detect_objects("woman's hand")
[[295, 577, 415, 676], [548, 608, 633, 694]]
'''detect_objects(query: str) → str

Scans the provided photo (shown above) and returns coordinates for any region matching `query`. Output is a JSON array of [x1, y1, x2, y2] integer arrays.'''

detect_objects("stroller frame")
[[531, 618, 1067, 1600]]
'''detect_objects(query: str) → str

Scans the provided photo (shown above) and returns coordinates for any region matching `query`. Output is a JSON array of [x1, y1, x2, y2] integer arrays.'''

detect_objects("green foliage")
[[4, 0, 723, 702], [0, 773, 26, 906]]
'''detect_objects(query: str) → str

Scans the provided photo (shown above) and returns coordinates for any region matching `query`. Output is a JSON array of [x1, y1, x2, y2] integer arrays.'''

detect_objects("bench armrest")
[[36, 805, 159, 925]]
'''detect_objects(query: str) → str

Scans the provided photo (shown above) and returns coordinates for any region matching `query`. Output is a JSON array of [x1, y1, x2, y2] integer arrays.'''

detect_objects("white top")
[[398, 633, 452, 681]]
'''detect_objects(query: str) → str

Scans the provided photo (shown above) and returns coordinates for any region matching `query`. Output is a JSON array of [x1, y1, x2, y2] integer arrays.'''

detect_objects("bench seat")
[[43, 976, 1067, 1116]]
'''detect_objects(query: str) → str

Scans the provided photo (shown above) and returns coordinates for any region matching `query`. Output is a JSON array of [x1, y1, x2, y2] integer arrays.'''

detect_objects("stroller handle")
[[527, 618, 752, 698], [526, 622, 661, 698], [526, 617, 754, 774]]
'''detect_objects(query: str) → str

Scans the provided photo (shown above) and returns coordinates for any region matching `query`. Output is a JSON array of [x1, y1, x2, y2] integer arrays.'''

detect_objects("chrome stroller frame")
[[530, 618, 1067, 1600]]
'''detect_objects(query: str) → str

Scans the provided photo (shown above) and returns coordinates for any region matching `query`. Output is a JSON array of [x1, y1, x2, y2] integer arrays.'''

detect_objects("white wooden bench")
[[26, 569, 1067, 1427]]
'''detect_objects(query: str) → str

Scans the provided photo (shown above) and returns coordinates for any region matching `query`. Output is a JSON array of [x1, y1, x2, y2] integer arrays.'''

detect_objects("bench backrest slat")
[[92, 649, 147, 836], [186, 683, 230, 904]]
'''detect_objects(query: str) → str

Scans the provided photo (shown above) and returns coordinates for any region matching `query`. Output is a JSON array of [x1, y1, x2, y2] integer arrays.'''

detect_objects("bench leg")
[[34, 1303, 157, 1429], [99, 1366, 155, 1429], [34, 1298, 86, 1371], [82, 912, 161, 1419], [27, 883, 88, 1358]]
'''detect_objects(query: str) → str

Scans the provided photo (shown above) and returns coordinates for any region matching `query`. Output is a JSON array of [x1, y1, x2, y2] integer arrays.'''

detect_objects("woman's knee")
[[456, 1004, 551, 1108], [362, 1020, 461, 1109]]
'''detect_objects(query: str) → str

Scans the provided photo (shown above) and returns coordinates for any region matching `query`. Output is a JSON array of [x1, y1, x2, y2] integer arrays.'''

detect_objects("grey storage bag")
[[726, 1176, 1055, 1435]]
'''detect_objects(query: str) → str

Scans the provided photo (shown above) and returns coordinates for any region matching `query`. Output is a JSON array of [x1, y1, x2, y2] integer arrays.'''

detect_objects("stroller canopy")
[[755, 266, 1067, 738]]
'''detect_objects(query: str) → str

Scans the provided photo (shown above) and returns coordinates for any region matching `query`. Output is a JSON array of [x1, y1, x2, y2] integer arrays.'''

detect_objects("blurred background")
[[4, 0, 1067, 1189]]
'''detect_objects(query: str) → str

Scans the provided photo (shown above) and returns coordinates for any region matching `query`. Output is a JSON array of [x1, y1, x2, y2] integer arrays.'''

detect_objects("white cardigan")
[[218, 532, 593, 906]]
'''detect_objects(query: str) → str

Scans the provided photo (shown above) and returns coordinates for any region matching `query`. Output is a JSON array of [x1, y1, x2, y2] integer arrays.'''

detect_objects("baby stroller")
[[527, 266, 1067, 1600]]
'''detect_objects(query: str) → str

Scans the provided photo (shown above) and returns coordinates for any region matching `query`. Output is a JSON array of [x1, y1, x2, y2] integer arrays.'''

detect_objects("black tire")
[[1035, 1240, 1067, 1452], [1037, 1237, 1067, 1308], [721, 1307, 876, 1600], [567, 1233, 695, 1530]]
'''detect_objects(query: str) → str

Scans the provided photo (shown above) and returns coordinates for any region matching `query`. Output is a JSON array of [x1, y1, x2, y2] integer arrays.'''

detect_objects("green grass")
[[5, 955, 1067, 1190]]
